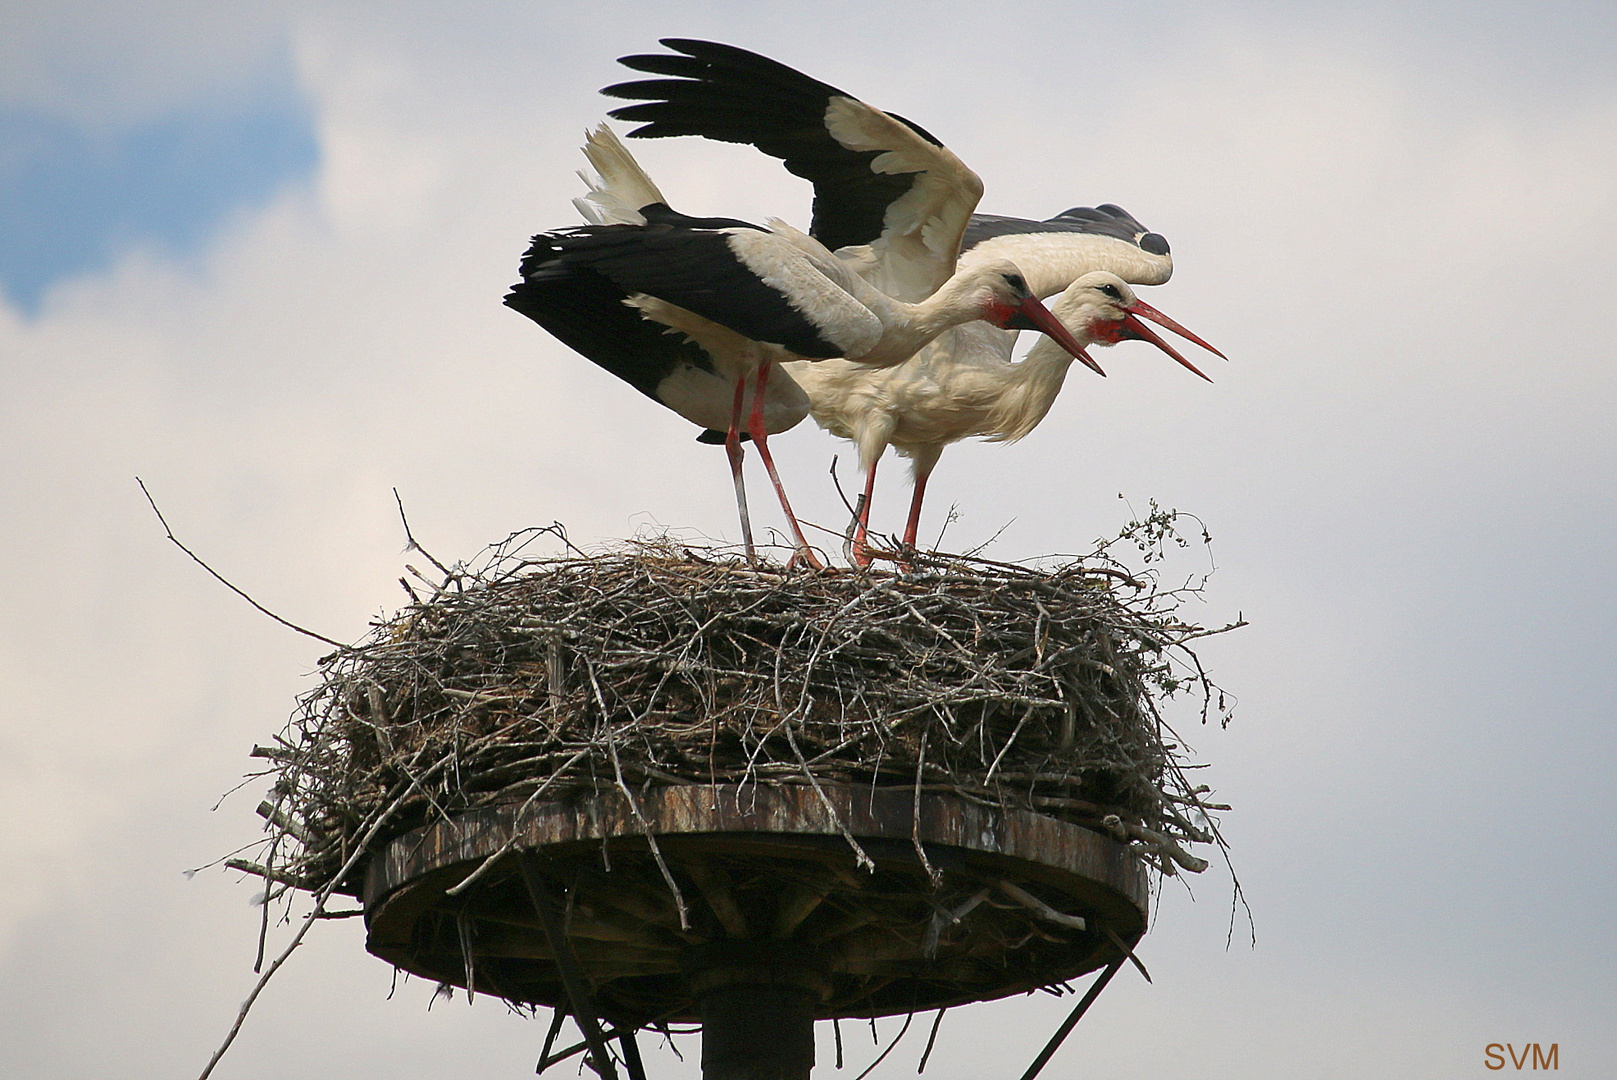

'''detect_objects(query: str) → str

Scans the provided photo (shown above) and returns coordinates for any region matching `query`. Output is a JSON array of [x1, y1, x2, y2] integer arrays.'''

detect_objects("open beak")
[[1014, 295, 1107, 377], [1117, 313, 1210, 381], [1126, 298, 1227, 372]]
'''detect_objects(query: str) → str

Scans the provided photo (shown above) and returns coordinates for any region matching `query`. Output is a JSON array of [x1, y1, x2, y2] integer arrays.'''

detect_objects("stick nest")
[[248, 525, 1237, 898]]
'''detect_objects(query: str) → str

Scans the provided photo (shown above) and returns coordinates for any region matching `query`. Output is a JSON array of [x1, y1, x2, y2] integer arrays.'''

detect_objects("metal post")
[[1016, 955, 1128, 1080]]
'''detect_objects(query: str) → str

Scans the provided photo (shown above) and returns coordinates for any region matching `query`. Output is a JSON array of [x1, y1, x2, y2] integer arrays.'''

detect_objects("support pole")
[[1016, 954, 1129, 1080], [688, 943, 826, 1080], [698, 982, 817, 1080], [519, 854, 620, 1080]]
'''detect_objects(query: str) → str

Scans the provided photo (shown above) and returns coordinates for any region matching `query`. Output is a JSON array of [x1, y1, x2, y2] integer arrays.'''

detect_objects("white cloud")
[[2, 5, 1615, 1077], [0, 1, 290, 125]]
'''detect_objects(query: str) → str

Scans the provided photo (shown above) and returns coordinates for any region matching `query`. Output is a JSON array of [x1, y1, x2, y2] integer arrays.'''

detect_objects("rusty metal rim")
[[363, 783, 1149, 916]]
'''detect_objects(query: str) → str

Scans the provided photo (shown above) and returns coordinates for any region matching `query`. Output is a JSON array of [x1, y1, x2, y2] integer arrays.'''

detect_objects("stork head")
[[969, 258, 1106, 376], [1057, 271, 1225, 381]]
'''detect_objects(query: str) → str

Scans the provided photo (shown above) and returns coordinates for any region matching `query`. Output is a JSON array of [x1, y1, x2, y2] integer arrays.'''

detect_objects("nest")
[[244, 525, 1236, 901]]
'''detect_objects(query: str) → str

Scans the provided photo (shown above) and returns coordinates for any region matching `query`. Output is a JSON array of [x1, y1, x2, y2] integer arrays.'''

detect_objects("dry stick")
[[911, 728, 940, 886], [456, 912, 478, 1001], [249, 841, 277, 972], [607, 732, 690, 930], [537, 1004, 688, 1076], [783, 723, 874, 872], [538, 1001, 570, 1074], [996, 880, 1086, 932], [583, 653, 688, 928], [138, 478, 346, 650], [983, 705, 1036, 784], [918, 1007, 947, 1073], [197, 772, 430, 1080], [1102, 927, 1153, 984], [392, 487, 453, 580], [538, 1020, 674, 1076], [850, 1009, 914, 1080], [443, 745, 595, 898], [924, 887, 990, 959], [223, 859, 310, 892], [255, 800, 313, 845]]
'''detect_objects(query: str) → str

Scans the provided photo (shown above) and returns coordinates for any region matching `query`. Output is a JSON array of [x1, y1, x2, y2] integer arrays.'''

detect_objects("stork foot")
[[852, 540, 920, 573], [850, 540, 897, 571], [786, 545, 829, 572]]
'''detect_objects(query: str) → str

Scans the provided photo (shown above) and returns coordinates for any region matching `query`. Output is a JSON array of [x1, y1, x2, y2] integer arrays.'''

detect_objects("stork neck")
[[983, 324, 1092, 443], [1017, 334, 1080, 390], [853, 273, 992, 366]]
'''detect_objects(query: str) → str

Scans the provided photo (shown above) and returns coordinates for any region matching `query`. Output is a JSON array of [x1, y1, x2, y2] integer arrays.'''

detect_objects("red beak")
[[1127, 298, 1227, 364], [1017, 295, 1107, 377], [1117, 312, 1210, 381]]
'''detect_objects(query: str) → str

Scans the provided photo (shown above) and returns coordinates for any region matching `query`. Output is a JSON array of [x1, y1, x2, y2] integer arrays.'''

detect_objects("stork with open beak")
[[602, 39, 1226, 565], [508, 42, 1098, 567], [781, 272, 1224, 564]]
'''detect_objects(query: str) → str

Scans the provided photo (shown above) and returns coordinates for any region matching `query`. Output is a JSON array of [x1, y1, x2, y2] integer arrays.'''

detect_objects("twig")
[[198, 771, 437, 1080], [918, 1007, 947, 1073], [393, 487, 453, 579], [850, 1009, 913, 1080], [138, 478, 345, 649], [997, 881, 1086, 931]]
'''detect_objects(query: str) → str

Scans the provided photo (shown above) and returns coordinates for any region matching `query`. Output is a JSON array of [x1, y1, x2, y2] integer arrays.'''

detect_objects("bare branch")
[[137, 478, 345, 649]]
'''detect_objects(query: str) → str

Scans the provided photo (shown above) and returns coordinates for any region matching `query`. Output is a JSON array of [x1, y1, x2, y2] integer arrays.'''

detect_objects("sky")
[[1, 1, 1614, 1077]]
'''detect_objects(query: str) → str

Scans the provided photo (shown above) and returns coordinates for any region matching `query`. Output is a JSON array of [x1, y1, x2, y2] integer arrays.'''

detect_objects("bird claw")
[[850, 542, 907, 572], [786, 546, 829, 572], [851, 541, 926, 574]]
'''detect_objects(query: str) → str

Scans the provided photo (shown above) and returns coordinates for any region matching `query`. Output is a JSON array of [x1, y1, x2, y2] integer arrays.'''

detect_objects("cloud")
[[0, 86, 319, 314], [0, 1, 290, 125], [2, 5, 1616, 1078]]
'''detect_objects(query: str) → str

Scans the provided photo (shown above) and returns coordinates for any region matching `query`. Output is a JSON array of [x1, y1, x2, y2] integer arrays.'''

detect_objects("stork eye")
[[1098, 283, 1123, 300], [1001, 272, 1027, 292]]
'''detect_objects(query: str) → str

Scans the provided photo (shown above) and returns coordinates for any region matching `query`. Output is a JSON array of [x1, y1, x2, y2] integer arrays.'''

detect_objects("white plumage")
[[515, 40, 1224, 568], [515, 125, 1093, 568], [781, 273, 1221, 561]]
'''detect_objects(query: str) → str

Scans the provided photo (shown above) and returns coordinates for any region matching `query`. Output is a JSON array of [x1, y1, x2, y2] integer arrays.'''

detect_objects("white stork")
[[508, 44, 1096, 567], [604, 41, 1177, 302], [780, 272, 1223, 563], [601, 39, 1225, 564]]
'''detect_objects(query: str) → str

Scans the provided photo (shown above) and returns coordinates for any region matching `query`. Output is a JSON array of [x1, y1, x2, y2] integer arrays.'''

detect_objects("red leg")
[[902, 470, 930, 549], [848, 458, 879, 568], [902, 450, 942, 553], [748, 362, 824, 570], [725, 375, 756, 565]]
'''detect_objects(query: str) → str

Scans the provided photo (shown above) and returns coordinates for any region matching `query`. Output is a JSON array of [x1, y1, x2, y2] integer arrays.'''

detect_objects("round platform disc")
[[362, 784, 1148, 1024]]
